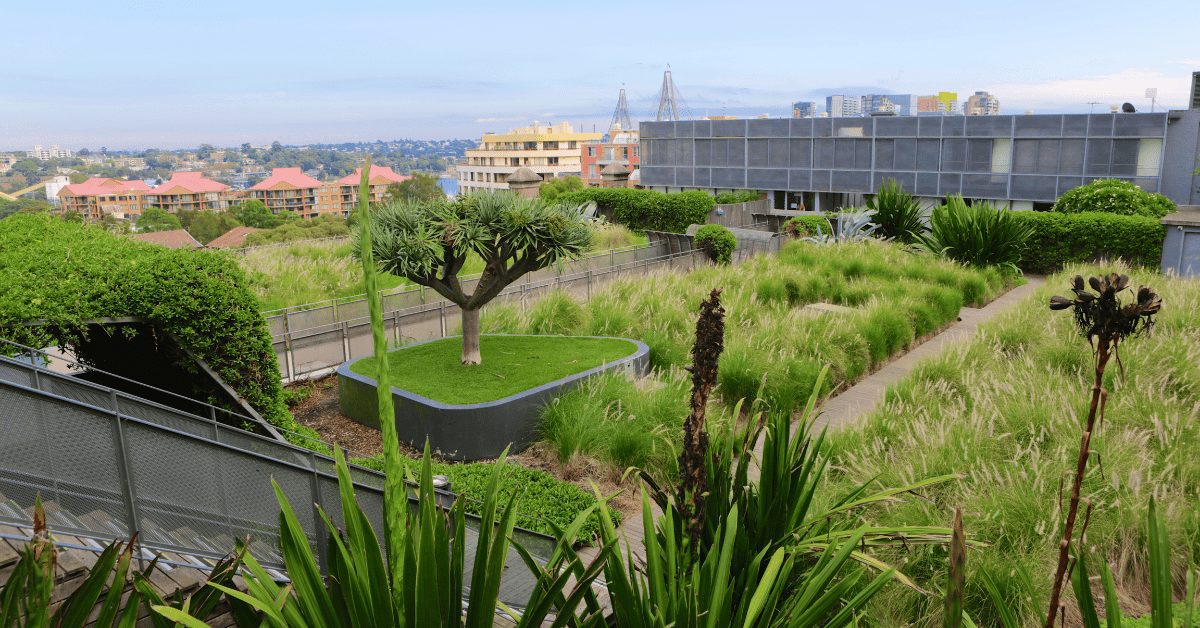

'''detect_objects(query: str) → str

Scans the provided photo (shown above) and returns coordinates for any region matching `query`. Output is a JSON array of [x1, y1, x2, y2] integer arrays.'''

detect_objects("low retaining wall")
[[337, 336, 650, 461]]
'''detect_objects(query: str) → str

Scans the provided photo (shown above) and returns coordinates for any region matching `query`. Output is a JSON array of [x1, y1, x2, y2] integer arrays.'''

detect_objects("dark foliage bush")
[[713, 190, 760, 204], [557, 188, 714, 233], [866, 178, 926, 243], [693, 224, 737, 264], [915, 196, 1034, 272], [1052, 178, 1176, 218], [0, 213, 298, 434], [1010, 211, 1166, 273]]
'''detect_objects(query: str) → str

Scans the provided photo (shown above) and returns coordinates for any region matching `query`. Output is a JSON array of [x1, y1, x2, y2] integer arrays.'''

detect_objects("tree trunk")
[[461, 307, 481, 365]]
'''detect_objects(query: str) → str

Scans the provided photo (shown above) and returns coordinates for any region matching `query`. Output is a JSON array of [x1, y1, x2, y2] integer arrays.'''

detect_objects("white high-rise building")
[[30, 145, 73, 161], [825, 95, 862, 118]]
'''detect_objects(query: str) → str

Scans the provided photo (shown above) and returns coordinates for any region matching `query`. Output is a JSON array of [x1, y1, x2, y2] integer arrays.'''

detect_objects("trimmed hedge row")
[[557, 188, 714, 233], [714, 190, 760, 204], [0, 213, 300, 434], [1010, 211, 1165, 273]]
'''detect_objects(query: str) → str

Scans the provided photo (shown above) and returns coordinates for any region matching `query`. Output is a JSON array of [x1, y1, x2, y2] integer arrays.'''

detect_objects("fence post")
[[331, 299, 339, 324], [393, 309, 401, 345], [439, 302, 447, 338], [586, 268, 592, 301], [110, 394, 144, 569], [27, 348, 41, 391], [341, 322, 350, 362]]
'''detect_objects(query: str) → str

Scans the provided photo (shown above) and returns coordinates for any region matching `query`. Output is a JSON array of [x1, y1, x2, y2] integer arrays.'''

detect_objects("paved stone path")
[[578, 276, 1044, 576]]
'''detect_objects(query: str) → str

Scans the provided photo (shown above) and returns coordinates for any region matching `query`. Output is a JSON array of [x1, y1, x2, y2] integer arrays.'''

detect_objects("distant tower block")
[[610, 87, 634, 131], [656, 69, 691, 122]]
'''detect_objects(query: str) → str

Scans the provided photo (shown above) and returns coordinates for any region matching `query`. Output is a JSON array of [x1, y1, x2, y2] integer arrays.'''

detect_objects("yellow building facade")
[[457, 122, 601, 194]]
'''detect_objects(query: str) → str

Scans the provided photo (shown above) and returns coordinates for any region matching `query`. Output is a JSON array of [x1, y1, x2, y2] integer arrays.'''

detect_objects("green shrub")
[[557, 188, 714, 233], [915, 195, 1034, 272], [526, 290, 586, 335], [242, 214, 349, 246], [865, 178, 926, 243], [537, 175, 584, 201], [0, 213, 295, 432], [1010, 211, 1165, 273], [782, 215, 831, 238], [713, 190, 760, 204], [1052, 178, 1176, 218], [693, 224, 737, 264]]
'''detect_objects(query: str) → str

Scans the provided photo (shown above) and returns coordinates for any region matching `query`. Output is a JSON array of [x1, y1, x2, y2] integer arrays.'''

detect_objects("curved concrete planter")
[[337, 335, 650, 461]]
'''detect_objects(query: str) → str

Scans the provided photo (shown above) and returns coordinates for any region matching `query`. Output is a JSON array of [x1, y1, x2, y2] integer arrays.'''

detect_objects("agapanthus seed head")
[[1049, 273, 1159, 345]]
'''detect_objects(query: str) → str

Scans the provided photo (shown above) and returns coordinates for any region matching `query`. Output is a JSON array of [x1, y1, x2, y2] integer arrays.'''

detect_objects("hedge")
[[1010, 211, 1165, 273], [557, 188, 714, 233], [0, 213, 300, 434], [714, 190, 760, 204]]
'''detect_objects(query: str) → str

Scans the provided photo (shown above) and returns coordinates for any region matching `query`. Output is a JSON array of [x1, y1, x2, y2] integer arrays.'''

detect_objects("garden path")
[[577, 277, 1045, 582]]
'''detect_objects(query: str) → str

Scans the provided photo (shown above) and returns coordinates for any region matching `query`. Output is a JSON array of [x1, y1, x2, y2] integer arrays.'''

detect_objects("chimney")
[[506, 167, 542, 198]]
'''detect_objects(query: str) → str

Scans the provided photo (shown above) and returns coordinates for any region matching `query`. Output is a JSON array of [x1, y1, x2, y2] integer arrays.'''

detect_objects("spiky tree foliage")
[[360, 191, 591, 364]]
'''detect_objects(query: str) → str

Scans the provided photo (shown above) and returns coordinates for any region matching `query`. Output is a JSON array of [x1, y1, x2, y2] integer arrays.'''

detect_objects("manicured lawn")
[[349, 335, 639, 404], [816, 262, 1200, 623]]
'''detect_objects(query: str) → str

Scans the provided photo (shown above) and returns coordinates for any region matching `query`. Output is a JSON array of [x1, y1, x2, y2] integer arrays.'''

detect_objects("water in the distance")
[[438, 176, 458, 198]]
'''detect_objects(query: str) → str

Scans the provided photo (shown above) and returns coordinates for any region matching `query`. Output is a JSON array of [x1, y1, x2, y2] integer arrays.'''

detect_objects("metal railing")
[[0, 353, 555, 605], [272, 245, 722, 383], [262, 241, 669, 325]]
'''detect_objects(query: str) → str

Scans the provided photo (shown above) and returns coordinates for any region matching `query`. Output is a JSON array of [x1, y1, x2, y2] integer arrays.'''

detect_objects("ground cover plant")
[[490, 239, 1010, 481], [816, 261, 1200, 624], [348, 335, 639, 404]]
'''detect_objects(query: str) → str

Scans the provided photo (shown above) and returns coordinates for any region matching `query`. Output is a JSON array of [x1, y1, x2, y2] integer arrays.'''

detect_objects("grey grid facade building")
[[639, 109, 1200, 211]]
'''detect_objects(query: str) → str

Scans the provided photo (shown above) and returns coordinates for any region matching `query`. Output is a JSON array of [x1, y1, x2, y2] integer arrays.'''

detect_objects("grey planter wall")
[[1161, 206, 1200, 277], [338, 336, 650, 461]]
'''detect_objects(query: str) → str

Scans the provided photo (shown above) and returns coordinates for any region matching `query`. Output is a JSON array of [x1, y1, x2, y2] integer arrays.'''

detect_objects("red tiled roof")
[[150, 172, 229, 195], [131, 229, 202, 249], [250, 167, 323, 190], [61, 178, 150, 197], [336, 165, 411, 186], [205, 226, 259, 249]]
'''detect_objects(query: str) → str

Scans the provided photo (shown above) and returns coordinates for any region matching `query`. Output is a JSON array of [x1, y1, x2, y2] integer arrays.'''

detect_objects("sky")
[[2, 0, 1197, 150]]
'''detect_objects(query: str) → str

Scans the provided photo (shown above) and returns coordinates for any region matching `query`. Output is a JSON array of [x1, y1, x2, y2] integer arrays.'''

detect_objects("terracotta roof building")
[[329, 165, 411, 215], [58, 178, 151, 220], [249, 168, 325, 218], [144, 172, 231, 214], [205, 226, 260, 249], [131, 229, 203, 249]]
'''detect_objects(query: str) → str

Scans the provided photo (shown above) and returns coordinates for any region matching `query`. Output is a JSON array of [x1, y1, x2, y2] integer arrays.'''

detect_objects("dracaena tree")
[[361, 191, 592, 364]]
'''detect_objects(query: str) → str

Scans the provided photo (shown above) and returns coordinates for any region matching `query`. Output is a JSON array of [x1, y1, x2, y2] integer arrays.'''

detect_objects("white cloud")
[[991, 69, 1190, 112], [1174, 59, 1200, 67]]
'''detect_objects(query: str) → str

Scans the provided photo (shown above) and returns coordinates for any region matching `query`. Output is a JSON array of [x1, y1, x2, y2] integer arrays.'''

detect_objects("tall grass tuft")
[[866, 178, 927, 243]]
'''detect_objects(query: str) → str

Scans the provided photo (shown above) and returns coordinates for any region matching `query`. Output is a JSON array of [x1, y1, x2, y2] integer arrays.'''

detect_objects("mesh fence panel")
[[42, 376, 114, 411], [0, 360, 33, 387]]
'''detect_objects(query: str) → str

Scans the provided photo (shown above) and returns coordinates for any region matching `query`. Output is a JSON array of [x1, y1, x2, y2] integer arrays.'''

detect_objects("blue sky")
[[2, 0, 1197, 150]]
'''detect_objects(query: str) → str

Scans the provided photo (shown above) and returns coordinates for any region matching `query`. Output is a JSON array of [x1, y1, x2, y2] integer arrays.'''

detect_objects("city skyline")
[[2, 0, 1197, 150]]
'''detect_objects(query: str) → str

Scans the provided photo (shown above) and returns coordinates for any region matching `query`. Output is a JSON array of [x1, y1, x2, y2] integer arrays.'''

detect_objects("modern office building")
[[328, 165, 411, 216], [144, 172, 231, 213], [638, 107, 1200, 211], [581, 126, 641, 187], [861, 94, 918, 117], [825, 95, 861, 118], [457, 122, 602, 194], [792, 101, 817, 118], [964, 91, 1000, 116], [250, 167, 325, 218], [58, 177, 150, 220]]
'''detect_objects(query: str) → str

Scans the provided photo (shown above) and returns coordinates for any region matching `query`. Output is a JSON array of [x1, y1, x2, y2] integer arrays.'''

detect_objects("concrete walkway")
[[582, 276, 1044, 573]]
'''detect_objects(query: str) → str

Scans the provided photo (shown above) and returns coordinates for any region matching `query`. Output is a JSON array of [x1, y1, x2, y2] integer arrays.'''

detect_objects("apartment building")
[[144, 172, 230, 213], [825, 95, 862, 118], [964, 91, 1001, 116], [458, 122, 601, 194], [31, 145, 73, 161], [792, 101, 817, 118], [580, 127, 640, 187], [639, 107, 1200, 210], [328, 165, 411, 215], [58, 178, 150, 219], [917, 92, 959, 115], [249, 168, 324, 218]]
